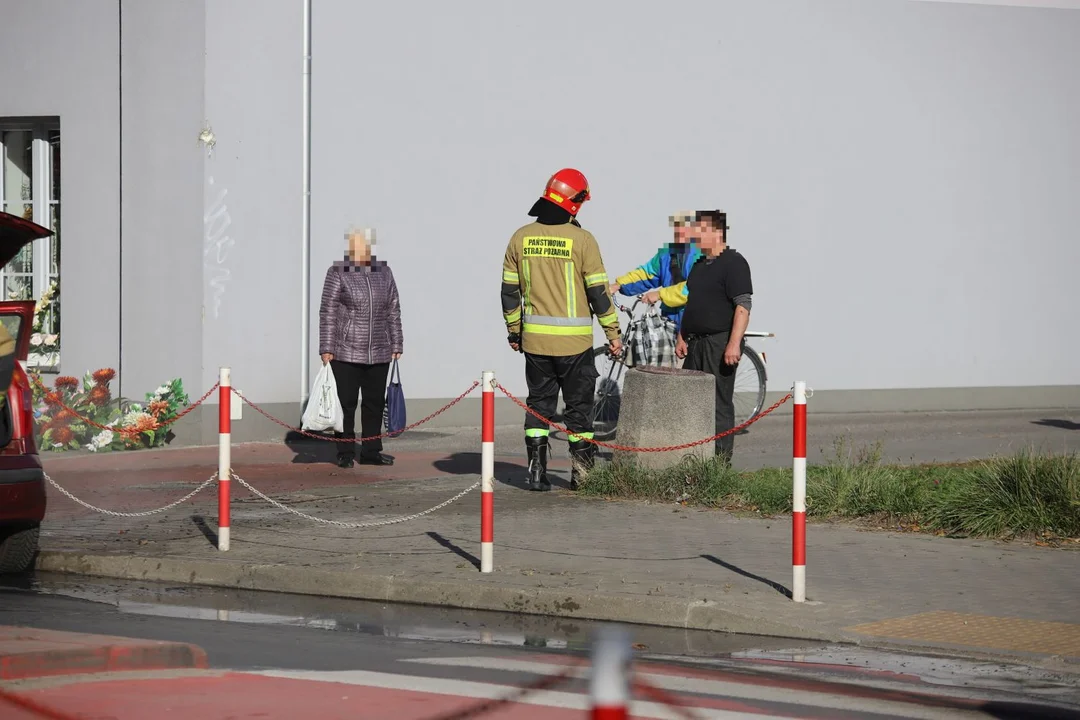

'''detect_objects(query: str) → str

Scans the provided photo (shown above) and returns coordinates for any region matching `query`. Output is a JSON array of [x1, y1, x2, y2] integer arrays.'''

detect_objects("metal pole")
[[589, 625, 631, 719], [480, 370, 495, 573], [218, 367, 232, 551], [792, 380, 807, 602], [300, 0, 313, 406]]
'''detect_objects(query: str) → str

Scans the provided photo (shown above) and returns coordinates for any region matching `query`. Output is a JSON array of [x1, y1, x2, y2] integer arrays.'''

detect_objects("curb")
[[34, 551, 839, 643], [0, 626, 208, 681]]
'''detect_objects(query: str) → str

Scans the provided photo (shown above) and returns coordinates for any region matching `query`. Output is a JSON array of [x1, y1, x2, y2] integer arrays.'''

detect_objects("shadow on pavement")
[[283, 430, 347, 465], [1030, 419, 1080, 431], [426, 531, 480, 570], [701, 554, 792, 599], [432, 452, 574, 491], [191, 515, 218, 547]]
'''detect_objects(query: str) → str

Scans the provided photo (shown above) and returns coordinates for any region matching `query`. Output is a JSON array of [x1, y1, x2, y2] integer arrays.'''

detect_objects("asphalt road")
[[2, 575, 1079, 719]]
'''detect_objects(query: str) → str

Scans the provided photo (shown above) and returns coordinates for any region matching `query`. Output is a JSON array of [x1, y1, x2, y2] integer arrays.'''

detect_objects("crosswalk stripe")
[[253, 669, 790, 720], [399, 656, 982, 720]]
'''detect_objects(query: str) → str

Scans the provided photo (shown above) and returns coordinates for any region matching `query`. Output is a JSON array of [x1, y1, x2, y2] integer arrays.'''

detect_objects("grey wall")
[[201, 0, 303, 407], [5, 0, 1080, 450], [119, 0, 206, 404], [0, 0, 120, 386], [310, 0, 1080, 405]]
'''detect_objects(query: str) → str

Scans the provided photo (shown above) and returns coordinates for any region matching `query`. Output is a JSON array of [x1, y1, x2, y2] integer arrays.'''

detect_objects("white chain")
[[231, 472, 479, 529], [44, 472, 217, 518]]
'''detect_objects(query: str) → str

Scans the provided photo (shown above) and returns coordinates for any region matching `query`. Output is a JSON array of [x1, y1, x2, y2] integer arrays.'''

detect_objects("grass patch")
[[578, 437, 1080, 540]]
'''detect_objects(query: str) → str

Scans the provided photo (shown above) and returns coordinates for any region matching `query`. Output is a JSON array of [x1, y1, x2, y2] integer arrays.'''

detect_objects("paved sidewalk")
[[35, 440, 1080, 668], [38, 403, 1080, 472]]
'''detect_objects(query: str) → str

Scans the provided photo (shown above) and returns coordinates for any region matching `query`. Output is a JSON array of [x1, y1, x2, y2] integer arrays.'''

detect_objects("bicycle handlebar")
[[611, 294, 644, 317]]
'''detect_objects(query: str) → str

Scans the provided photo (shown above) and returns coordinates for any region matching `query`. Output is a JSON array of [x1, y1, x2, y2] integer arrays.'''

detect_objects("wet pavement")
[[2, 573, 812, 661], [2, 574, 1079, 719]]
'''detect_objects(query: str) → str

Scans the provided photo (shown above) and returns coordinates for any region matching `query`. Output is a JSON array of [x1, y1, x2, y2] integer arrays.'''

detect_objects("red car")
[[0, 210, 51, 574]]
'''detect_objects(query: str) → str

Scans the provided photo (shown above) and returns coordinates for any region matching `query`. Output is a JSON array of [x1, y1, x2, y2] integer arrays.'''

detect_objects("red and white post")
[[589, 625, 631, 719], [480, 370, 495, 574], [218, 367, 232, 552], [792, 380, 807, 602]]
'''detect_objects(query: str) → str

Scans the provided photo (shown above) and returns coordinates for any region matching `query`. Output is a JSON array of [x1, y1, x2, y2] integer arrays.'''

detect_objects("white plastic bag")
[[301, 363, 344, 433]]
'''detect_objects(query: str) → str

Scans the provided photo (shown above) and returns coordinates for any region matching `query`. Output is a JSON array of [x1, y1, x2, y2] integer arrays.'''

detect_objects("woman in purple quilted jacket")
[[319, 227, 403, 468]]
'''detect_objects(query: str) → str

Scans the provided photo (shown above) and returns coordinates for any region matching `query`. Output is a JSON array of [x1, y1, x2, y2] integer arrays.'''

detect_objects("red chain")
[[30, 374, 220, 437], [495, 381, 792, 452], [232, 381, 481, 443]]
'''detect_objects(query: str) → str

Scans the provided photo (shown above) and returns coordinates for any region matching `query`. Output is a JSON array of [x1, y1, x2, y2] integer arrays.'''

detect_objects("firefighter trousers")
[[523, 348, 598, 441]]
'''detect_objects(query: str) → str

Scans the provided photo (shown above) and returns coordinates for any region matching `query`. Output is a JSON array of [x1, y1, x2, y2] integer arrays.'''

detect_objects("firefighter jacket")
[[501, 220, 621, 357]]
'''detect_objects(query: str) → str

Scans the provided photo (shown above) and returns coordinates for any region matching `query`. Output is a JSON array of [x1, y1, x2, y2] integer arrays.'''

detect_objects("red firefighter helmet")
[[540, 168, 591, 215]]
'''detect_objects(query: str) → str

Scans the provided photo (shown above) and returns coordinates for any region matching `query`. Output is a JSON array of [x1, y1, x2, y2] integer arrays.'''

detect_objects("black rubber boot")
[[567, 440, 596, 491], [525, 436, 551, 492]]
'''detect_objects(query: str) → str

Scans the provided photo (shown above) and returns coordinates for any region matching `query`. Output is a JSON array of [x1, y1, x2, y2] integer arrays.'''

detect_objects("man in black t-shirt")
[[675, 210, 753, 464]]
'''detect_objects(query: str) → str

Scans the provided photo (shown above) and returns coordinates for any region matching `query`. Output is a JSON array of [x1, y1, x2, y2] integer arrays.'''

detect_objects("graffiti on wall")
[[203, 175, 233, 319]]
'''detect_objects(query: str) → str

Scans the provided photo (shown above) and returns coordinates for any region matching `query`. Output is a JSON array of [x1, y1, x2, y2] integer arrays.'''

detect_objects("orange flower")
[[54, 376, 79, 391], [148, 400, 169, 418], [92, 368, 116, 385], [44, 391, 63, 407], [88, 385, 111, 407], [130, 414, 159, 433], [52, 409, 77, 425], [52, 426, 74, 445]]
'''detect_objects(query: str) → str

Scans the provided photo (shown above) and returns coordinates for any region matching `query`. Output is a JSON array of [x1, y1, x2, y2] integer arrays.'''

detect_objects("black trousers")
[[330, 359, 390, 458], [524, 349, 598, 439], [682, 332, 741, 459]]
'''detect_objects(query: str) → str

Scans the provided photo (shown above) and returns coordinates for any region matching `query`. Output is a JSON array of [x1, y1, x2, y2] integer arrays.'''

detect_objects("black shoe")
[[525, 436, 551, 492], [568, 440, 596, 491], [336, 456, 355, 469], [358, 453, 394, 466]]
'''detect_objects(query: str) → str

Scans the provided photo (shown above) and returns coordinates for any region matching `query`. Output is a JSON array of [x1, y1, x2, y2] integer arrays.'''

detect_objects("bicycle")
[[584, 296, 772, 441]]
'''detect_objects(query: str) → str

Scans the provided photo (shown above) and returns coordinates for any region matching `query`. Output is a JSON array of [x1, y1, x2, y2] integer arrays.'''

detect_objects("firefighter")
[[501, 169, 623, 491]]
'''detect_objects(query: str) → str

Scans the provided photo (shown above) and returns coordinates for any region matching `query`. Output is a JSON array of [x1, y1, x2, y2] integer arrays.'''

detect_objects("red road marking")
[[14, 673, 586, 720]]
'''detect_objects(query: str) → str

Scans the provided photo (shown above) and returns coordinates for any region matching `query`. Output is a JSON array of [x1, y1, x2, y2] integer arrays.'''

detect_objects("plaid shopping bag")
[[629, 306, 678, 368]]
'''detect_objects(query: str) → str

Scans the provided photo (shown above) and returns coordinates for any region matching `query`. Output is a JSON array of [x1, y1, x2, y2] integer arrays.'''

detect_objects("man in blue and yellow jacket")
[[609, 211, 701, 340]]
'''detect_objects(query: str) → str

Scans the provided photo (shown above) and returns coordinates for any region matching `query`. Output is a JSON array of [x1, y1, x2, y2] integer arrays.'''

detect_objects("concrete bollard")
[[611, 366, 715, 470]]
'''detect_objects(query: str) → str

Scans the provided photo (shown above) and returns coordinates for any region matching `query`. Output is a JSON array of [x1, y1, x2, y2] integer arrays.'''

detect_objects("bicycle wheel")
[[590, 345, 629, 440], [733, 345, 767, 427]]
